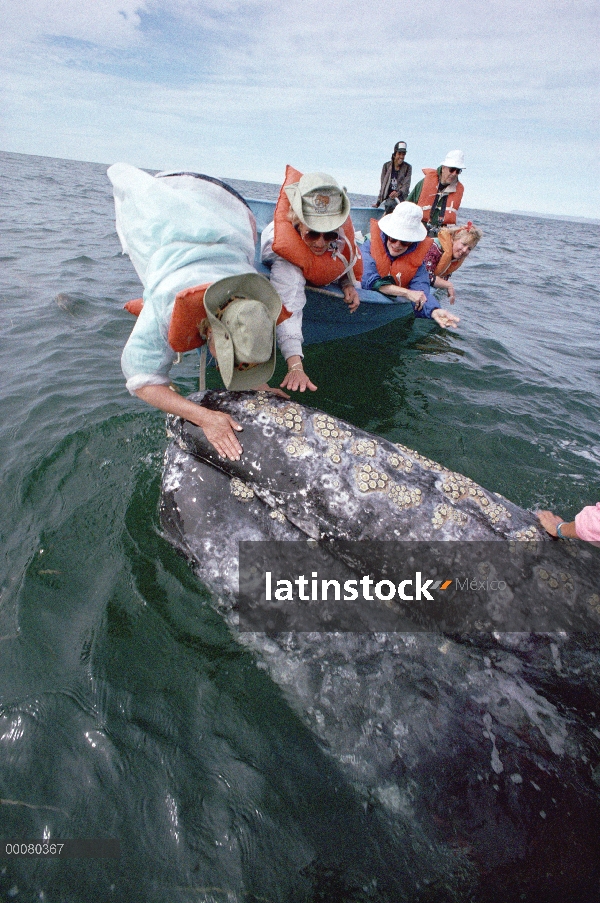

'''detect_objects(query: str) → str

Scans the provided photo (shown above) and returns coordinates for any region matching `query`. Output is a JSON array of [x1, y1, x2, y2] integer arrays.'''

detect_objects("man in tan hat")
[[261, 167, 362, 393], [408, 150, 465, 236], [110, 165, 286, 461]]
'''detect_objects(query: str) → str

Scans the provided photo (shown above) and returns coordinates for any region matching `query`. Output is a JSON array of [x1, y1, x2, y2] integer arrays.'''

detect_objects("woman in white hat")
[[109, 164, 287, 461], [360, 202, 459, 329], [407, 150, 465, 236], [261, 167, 363, 393]]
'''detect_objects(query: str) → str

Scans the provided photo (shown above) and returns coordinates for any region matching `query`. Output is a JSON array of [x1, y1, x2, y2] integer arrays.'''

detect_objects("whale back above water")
[[160, 391, 600, 897], [166, 389, 545, 543]]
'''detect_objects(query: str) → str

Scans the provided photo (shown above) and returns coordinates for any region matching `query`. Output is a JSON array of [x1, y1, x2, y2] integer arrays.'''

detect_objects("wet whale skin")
[[160, 390, 600, 897]]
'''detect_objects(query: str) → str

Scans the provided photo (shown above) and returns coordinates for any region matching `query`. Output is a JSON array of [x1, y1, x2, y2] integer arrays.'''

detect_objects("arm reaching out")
[[537, 504, 600, 544], [135, 384, 243, 460], [434, 275, 456, 304], [536, 510, 578, 538], [280, 355, 318, 392]]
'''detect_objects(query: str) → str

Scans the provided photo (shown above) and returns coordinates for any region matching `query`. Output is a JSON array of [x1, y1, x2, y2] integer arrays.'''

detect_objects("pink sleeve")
[[574, 503, 600, 543]]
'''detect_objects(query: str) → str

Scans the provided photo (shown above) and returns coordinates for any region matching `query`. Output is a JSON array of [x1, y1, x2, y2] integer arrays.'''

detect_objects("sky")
[[1, 0, 599, 218]]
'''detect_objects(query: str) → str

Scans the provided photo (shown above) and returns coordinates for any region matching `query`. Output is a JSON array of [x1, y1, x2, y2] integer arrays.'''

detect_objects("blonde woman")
[[423, 222, 483, 304]]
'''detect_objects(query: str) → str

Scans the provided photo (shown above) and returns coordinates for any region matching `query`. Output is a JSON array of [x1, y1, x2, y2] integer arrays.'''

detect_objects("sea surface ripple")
[[0, 151, 598, 902]]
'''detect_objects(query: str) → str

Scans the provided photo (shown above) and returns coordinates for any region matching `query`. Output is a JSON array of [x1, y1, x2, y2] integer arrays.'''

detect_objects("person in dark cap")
[[373, 141, 412, 214]]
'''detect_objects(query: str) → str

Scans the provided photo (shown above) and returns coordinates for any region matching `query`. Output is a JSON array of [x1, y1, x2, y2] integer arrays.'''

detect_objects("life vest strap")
[[331, 231, 359, 281]]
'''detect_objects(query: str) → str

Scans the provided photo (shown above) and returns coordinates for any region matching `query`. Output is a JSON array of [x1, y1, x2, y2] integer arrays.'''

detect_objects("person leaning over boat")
[[422, 221, 483, 304], [537, 504, 600, 546], [108, 163, 288, 461], [372, 141, 412, 214], [261, 167, 362, 393], [360, 202, 459, 329], [408, 150, 465, 236]]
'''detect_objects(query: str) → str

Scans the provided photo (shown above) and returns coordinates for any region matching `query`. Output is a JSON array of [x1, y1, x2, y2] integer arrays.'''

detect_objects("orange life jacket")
[[125, 284, 291, 354], [417, 169, 464, 226], [271, 165, 363, 285], [369, 219, 432, 287], [433, 229, 465, 277]]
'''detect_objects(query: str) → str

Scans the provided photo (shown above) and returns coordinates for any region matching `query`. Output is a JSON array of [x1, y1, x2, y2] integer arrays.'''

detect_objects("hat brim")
[[284, 182, 351, 232], [204, 273, 281, 390], [378, 214, 427, 243], [212, 321, 277, 390], [204, 273, 281, 320]]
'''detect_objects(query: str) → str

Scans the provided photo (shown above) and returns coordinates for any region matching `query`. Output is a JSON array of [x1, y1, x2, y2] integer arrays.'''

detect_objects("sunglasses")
[[299, 227, 339, 242], [448, 167, 462, 174]]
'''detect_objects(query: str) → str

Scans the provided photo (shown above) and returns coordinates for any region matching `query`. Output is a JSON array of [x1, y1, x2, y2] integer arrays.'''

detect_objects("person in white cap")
[[109, 164, 287, 462], [408, 150, 465, 236], [261, 166, 362, 393], [360, 202, 459, 329], [373, 141, 412, 214]]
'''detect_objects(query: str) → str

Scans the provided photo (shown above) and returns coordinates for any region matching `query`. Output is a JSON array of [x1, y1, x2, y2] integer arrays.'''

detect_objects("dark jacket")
[[375, 159, 412, 206]]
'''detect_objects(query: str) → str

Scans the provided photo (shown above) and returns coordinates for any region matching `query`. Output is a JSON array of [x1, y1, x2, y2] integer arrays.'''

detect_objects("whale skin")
[[160, 390, 600, 899]]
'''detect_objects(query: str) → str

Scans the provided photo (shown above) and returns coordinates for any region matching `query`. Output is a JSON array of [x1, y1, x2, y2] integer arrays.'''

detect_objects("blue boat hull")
[[301, 285, 413, 344], [246, 197, 414, 346]]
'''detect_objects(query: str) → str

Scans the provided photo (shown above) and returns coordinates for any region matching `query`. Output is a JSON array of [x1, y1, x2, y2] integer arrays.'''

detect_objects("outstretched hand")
[[431, 308, 460, 329], [281, 357, 317, 392], [281, 368, 317, 393], [134, 384, 244, 461], [281, 369, 318, 392], [201, 410, 243, 461], [535, 510, 563, 537], [343, 285, 360, 312]]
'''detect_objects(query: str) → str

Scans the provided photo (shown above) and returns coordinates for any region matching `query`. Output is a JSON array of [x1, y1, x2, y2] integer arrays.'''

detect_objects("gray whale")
[[161, 390, 600, 899]]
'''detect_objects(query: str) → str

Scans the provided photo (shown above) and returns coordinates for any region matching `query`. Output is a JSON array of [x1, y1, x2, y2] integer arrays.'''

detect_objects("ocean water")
[[0, 150, 599, 902]]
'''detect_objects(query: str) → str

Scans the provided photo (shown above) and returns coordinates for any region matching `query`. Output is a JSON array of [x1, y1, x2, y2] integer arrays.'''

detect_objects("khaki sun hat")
[[203, 273, 282, 390], [378, 201, 427, 243], [284, 172, 351, 231]]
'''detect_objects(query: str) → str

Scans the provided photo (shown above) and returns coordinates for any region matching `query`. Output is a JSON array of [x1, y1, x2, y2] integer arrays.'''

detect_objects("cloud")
[[4, 0, 146, 46], [1, 0, 599, 215]]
